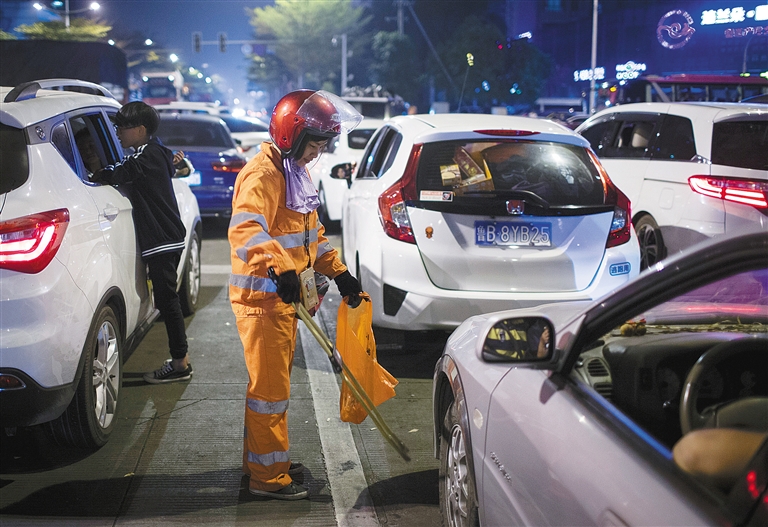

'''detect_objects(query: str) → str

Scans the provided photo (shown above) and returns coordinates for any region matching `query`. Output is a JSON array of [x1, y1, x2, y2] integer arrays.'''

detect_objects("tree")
[[14, 18, 111, 42], [1, 30, 18, 40], [369, 31, 421, 103], [247, 0, 370, 93]]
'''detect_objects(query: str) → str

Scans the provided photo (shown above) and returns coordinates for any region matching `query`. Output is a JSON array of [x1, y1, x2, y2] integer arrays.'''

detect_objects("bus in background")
[[611, 74, 768, 104], [140, 70, 183, 105]]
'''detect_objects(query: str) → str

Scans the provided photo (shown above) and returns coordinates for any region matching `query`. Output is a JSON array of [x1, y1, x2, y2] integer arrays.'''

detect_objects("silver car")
[[433, 231, 768, 526]]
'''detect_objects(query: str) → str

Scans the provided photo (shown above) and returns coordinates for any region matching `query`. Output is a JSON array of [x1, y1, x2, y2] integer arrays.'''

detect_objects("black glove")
[[334, 270, 363, 308], [276, 270, 301, 304]]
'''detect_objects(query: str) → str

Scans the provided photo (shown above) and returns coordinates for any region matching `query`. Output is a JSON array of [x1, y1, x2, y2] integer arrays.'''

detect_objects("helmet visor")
[[296, 90, 363, 135]]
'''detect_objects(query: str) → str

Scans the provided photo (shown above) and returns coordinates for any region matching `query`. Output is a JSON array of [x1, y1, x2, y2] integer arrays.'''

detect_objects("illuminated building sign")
[[700, 4, 768, 25], [615, 61, 647, 80], [573, 67, 605, 82], [657, 9, 696, 49], [725, 25, 766, 36]]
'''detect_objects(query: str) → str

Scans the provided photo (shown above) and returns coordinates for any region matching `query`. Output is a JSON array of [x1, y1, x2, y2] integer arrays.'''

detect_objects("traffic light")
[[218, 32, 227, 53], [192, 32, 201, 53]]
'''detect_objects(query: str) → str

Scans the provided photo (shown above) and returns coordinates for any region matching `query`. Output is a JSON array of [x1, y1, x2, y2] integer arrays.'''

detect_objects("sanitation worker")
[[228, 90, 364, 500]]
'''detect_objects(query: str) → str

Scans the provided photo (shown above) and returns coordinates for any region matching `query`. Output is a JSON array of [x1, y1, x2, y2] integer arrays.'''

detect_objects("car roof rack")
[[4, 78, 115, 103]]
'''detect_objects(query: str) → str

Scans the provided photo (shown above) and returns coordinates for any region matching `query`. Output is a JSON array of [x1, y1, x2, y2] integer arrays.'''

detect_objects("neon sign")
[[700, 4, 768, 25], [573, 67, 605, 82], [615, 61, 647, 80], [657, 9, 696, 49]]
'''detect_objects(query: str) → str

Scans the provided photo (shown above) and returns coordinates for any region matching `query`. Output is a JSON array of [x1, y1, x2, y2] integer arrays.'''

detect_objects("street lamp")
[[33, 0, 100, 30], [458, 53, 474, 111], [332, 34, 348, 94]]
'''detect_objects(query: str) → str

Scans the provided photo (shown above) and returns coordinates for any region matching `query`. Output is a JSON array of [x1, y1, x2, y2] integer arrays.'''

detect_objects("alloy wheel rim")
[[638, 224, 660, 269], [188, 237, 201, 304], [446, 423, 470, 526], [92, 320, 119, 429]]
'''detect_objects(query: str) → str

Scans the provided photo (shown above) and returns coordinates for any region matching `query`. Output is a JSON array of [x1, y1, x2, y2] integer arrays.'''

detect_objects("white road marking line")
[[298, 322, 379, 527]]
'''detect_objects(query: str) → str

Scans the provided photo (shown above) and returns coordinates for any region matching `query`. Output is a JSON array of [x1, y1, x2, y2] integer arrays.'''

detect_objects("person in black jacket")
[[93, 101, 192, 384]]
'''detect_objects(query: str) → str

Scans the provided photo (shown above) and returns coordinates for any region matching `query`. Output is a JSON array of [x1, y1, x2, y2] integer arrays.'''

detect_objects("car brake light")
[[0, 209, 69, 274], [378, 144, 421, 244], [474, 129, 540, 137], [589, 150, 631, 248], [212, 158, 246, 172], [689, 176, 768, 209]]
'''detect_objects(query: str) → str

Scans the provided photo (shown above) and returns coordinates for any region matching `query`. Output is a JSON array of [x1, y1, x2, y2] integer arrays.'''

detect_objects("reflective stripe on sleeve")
[[229, 273, 278, 293], [316, 240, 333, 259], [236, 231, 275, 263], [247, 449, 290, 466], [247, 397, 289, 414], [230, 212, 268, 231]]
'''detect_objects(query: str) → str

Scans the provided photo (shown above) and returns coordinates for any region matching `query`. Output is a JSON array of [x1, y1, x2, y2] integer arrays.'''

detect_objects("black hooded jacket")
[[94, 137, 186, 258]]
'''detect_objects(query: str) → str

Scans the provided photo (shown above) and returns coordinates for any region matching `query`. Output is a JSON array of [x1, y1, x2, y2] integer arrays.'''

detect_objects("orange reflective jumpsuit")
[[228, 142, 346, 492]]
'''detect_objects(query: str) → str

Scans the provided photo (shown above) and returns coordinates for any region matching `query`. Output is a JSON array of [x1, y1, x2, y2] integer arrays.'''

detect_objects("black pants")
[[146, 251, 188, 360]]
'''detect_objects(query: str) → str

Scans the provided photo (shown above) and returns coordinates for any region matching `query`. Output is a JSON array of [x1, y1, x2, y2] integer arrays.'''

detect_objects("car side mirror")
[[331, 162, 355, 188], [482, 316, 555, 364]]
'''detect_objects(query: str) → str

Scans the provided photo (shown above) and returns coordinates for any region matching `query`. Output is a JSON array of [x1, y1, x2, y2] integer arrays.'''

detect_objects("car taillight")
[[378, 144, 421, 244], [0, 209, 69, 274], [689, 175, 768, 209], [474, 129, 540, 137], [589, 150, 631, 248], [212, 158, 246, 172]]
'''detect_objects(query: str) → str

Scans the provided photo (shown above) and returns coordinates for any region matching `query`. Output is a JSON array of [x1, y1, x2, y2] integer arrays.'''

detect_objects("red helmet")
[[269, 90, 362, 156]]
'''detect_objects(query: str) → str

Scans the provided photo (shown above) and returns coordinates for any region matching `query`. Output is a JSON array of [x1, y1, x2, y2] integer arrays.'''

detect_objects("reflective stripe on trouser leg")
[[236, 310, 297, 491]]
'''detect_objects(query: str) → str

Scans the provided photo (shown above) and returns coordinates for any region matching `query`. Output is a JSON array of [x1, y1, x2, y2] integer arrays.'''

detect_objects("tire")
[[439, 400, 480, 527], [179, 228, 201, 317], [46, 305, 122, 449], [635, 215, 666, 270]]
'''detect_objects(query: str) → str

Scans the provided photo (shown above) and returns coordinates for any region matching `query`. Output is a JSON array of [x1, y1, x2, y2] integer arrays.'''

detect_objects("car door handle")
[[102, 206, 119, 220]]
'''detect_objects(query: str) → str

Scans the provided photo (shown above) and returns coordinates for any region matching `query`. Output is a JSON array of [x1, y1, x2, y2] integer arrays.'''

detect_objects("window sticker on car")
[[475, 220, 551, 247], [185, 170, 201, 186], [420, 190, 453, 202]]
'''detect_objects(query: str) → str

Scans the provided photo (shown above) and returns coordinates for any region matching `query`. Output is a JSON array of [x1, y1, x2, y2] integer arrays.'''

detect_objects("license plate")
[[475, 221, 552, 247], [184, 170, 201, 186]]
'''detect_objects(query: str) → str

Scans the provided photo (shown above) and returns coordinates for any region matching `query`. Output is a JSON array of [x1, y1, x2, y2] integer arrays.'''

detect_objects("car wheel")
[[179, 228, 201, 317], [635, 215, 666, 270], [439, 400, 480, 527], [47, 305, 122, 449]]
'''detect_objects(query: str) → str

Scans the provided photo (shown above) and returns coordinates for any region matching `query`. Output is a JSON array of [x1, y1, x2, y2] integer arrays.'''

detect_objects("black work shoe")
[[143, 362, 193, 384], [288, 462, 304, 475], [249, 482, 309, 500]]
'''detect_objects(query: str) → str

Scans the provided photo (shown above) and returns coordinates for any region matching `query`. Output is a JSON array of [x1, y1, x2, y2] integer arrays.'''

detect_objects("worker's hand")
[[276, 270, 301, 304], [334, 270, 364, 308]]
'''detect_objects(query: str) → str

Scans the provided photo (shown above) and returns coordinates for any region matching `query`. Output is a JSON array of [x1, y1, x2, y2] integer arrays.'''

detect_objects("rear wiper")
[[459, 190, 551, 209]]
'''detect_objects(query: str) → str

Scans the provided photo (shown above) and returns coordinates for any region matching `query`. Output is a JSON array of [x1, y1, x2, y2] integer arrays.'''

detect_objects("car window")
[[348, 128, 376, 150], [51, 122, 77, 174], [416, 140, 605, 206], [712, 120, 768, 170], [0, 123, 29, 194], [579, 119, 619, 156], [651, 115, 696, 161], [356, 127, 399, 180], [613, 119, 656, 158], [70, 112, 123, 180], [156, 119, 233, 148]]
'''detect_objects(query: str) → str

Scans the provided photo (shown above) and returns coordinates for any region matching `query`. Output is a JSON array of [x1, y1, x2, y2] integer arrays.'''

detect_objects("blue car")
[[156, 113, 246, 218]]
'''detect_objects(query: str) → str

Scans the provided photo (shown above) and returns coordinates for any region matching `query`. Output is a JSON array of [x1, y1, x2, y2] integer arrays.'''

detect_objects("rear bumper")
[[365, 232, 640, 331], [0, 369, 75, 427]]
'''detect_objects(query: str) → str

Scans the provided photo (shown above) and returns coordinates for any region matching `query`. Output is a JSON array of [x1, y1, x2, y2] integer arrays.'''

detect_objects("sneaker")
[[143, 362, 193, 384], [249, 482, 309, 500]]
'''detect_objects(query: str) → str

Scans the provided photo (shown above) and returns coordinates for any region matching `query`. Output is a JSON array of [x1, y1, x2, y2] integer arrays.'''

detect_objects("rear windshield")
[[417, 140, 605, 206], [711, 121, 768, 170], [0, 124, 29, 194], [156, 119, 233, 148]]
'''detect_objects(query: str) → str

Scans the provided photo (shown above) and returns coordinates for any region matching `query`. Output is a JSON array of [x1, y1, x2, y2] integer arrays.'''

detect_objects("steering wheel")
[[680, 337, 768, 434]]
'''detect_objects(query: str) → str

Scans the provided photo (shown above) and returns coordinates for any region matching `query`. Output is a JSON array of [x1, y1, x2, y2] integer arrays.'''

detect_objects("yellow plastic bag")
[[337, 294, 398, 424]]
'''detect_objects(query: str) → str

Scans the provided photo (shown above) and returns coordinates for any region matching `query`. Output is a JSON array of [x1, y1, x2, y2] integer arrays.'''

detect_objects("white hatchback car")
[[0, 79, 202, 449], [341, 114, 641, 331], [576, 102, 768, 269], [310, 117, 384, 229]]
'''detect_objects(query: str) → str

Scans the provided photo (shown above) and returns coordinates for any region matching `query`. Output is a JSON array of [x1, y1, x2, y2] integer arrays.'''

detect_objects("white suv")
[[341, 114, 640, 332], [577, 102, 768, 269], [0, 79, 202, 448]]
